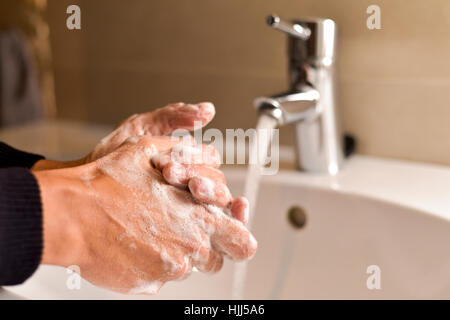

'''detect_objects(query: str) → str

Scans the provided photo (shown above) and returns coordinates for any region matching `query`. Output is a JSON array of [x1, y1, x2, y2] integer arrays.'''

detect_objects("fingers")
[[124, 135, 181, 154], [170, 143, 221, 168], [150, 137, 196, 169], [163, 164, 248, 225], [163, 163, 230, 208], [91, 102, 214, 162], [138, 136, 248, 226], [127, 126, 254, 263], [152, 143, 221, 170], [171, 257, 194, 281], [193, 248, 224, 274], [100, 136, 183, 167], [166, 244, 223, 279], [148, 102, 216, 136], [163, 162, 248, 225], [188, 176, 232, 208], [209, 210, 258, 261], [163, 163, 226, 188], [229, 197, 249, 225]]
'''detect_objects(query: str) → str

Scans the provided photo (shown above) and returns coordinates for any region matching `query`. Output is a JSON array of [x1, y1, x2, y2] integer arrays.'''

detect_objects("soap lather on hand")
[[33, 102, 256, 295]]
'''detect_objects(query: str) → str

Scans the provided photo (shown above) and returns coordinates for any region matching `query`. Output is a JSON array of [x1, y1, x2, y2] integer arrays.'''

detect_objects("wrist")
[[34, 167, 90, 267]]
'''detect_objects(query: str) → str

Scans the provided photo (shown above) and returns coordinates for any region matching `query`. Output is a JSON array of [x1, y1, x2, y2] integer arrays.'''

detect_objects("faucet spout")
[[255, 14, 344, 175], [266, 14, 311, 40], [254, 85, 320, 125]]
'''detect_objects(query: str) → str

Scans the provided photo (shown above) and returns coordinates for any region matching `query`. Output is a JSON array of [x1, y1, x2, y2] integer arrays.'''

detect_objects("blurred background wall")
[[0, 0, 56, 118], [44, 0, 450, 165]]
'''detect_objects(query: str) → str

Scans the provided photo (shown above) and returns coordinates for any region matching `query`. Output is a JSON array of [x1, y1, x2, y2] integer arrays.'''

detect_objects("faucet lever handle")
[[266, 14, 311, 40]]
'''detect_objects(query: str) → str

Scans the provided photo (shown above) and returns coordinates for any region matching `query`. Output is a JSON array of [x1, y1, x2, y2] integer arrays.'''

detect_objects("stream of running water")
[[231, 114, 278, 300]]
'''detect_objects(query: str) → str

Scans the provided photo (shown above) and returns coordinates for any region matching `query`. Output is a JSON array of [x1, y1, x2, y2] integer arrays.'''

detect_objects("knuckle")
[[120, 113, 138, 126], [172, 260, 190, 279], [128, 117, 144, 134], [127, 113, 139, 121]]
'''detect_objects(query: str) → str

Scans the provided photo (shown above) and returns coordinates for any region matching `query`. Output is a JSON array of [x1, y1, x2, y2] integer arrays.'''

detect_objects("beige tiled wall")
[[47, 0, 450, 166]]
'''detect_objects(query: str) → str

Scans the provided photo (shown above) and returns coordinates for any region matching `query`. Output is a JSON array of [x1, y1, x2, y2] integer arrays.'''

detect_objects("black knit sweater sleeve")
[[0, 142, 44, 168], [0, 143, 44, 285]]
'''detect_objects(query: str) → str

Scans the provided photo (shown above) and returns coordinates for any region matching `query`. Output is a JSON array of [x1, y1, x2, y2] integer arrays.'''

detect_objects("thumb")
[[123, 136, 182, 158], [148, 102, 216, 136]]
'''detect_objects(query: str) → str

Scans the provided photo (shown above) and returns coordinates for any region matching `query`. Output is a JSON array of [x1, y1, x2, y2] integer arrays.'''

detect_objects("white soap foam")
[[170, 144, 202, 165], [128, 280, 163, 295], [93, 148, 234, 293], [195, 177, 216, 202]]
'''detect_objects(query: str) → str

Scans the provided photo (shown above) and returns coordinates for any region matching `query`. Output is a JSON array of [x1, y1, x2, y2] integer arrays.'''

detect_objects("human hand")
[[31, 102, 215, 170], [33, 101, 249, 223], [35, 136, 257, 294]]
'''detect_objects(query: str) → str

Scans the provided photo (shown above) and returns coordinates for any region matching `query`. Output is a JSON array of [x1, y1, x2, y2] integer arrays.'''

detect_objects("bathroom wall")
[[0, 0, 56, 118], [47, 0, 450, 166]]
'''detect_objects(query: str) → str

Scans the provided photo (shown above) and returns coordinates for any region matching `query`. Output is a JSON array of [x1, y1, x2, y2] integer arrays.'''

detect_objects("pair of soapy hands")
[[33, 102, 256, 294]]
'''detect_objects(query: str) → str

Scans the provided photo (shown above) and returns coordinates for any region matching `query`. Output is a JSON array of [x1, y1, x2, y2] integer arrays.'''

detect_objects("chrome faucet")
[[254, 14, 344, 174]]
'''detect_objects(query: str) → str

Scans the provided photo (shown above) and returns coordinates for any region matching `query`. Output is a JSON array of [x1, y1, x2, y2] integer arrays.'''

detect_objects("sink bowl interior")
[[6, 168, 450, 300]]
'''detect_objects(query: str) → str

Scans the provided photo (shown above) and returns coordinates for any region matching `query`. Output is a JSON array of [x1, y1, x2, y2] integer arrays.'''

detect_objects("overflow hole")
[[287, 206, 307, 230]]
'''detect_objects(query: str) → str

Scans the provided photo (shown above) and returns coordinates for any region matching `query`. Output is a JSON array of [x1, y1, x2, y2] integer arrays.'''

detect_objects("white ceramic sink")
[[2, 121, 450, 299]]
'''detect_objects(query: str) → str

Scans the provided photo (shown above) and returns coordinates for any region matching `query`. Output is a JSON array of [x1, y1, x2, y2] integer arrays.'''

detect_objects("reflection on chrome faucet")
[[254, 14, 343, 175]]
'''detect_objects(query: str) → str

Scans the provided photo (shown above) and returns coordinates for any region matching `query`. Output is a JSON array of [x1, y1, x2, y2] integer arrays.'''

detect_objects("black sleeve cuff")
[[0, 167, 43, 285], [0, 142, 44, 169]]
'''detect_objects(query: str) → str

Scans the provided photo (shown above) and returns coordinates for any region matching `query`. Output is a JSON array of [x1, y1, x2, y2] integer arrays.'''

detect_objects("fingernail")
[[240, 197, 250, 225], [190, 176, 217, 202], [171, 145, 201, 165], [247, 234, 258, 259], [197, 102, 215, 119], [230, 197, 249, 224]]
